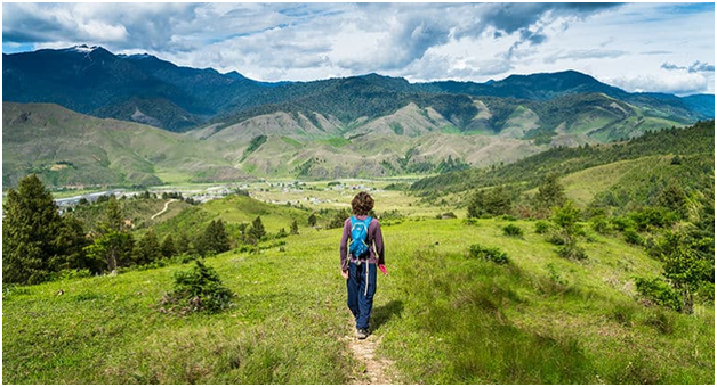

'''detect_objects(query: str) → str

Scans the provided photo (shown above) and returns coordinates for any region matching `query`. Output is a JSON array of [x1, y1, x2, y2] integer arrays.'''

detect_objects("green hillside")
[[71, 197, 193, 232], [3, 218, 713, 384], [1, 102, 246, 188], [412, 120, 715, 205]]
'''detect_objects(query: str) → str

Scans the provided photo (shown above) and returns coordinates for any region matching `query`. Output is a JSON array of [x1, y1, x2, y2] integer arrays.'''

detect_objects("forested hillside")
[[3, 46, 712, 135], [412, 120, 715, 196]]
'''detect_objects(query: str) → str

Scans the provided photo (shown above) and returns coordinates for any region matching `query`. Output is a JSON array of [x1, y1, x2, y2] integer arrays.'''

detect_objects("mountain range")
[[2, 45, 714, 188]]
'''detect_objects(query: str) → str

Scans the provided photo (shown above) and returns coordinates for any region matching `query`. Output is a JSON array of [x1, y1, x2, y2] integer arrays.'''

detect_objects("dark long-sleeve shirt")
[[340, 215, 385, 270]]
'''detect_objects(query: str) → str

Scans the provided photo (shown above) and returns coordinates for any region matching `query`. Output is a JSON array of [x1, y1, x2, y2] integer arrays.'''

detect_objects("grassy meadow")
[[3, 205, 714, 384]]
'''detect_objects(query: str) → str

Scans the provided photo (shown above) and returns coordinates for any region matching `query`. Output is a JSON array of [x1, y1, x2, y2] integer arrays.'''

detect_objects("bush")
[[546, 232, 567, 246], [174, 253, 199, 264], [479, 214, 493, 220], [500, 214, 517, 221], [611, 216, 636, 232], [47, 269, 92, 281], [468, 244, 509, 264], [502, 224, 524, 238], [159, 261, 234, 315], [556, 244, 587, 261], [590, 215, 610, 234], [635, 277, 681, 311], [623, 228, 644, 246], [534, 221, 551, 234], [697, 282, 715, 305]]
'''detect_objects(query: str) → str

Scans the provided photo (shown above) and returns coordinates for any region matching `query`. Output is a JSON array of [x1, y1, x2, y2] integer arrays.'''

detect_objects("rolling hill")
[[4, 46, 712, 135], [3, 46, 714, 187], [411, 120, 715, 213], [1, 102, 249, 188]]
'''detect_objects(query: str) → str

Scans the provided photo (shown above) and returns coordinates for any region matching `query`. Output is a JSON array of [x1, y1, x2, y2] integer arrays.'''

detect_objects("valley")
[[2, 42, 714, 386]]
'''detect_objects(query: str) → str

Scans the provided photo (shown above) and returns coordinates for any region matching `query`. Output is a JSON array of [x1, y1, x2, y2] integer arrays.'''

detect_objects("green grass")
[[318, 137, 351, 147], [440, 124, 463, 134], [3, 217, 713, 384], [280, 136, 302, 147]]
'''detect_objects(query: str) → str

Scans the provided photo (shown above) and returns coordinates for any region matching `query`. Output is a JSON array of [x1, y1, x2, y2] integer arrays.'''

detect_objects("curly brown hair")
[[351, 191, 374, 215]]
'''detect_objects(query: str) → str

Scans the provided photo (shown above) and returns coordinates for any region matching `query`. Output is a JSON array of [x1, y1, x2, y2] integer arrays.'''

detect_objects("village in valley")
[[49, 179, 398, 215]]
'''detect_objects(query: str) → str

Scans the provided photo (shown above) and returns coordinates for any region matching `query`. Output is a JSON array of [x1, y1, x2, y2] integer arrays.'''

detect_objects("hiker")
[[340, 191, 386, 339]]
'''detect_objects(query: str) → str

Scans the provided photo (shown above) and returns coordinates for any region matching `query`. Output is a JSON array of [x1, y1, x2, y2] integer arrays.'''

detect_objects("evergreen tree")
[[308, 213, 317, 227], [2, 175, 65, 284], [52, 214, 95, 273], [203, 220, 230, 254], [85, 230, 134, 272], [657, 180, 687, 216], [248, 216, 266, 242], [161, 234, 177, 258], [290, 220, 299, 234], [84, 197, 134, 271], [136, 229, 161, 264], [467, 190, 486, 218], [175, 232, 190, 255], [536, 173, 567, 211], [484, 186, 511, 215]]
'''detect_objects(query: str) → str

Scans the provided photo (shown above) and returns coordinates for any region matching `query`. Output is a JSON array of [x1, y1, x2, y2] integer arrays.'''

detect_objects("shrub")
[[590, 215, 610, 234], [47, 269, 92, 281], [468, 244, 509, 264], [546, 232, 567, 246], [611, 216, 636, 232], [159, 261, 234, 315], [697, 282, 715, 305], [502, 224, 524, 238], [174, 253, 198, 264], [534, 221, 551, 234], [623, 228, 644, 246], [500, 214, 517, 221], [479, 214, 493, 220], [635, 277, 681, 311], [556, 245, 587, 261]]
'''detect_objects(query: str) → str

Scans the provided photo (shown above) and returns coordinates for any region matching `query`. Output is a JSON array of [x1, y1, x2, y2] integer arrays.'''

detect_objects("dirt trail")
[[344, 320, 397, 385], [151, 199, 177, 220]]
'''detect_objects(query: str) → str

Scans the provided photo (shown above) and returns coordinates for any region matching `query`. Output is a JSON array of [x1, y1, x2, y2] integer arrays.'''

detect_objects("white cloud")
[[602, 71, 709, 95], [2, 2, 715, 93]]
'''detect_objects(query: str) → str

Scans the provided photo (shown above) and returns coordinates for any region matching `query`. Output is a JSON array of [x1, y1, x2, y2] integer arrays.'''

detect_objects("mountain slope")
[[4, 47, 713, 137], [411, 120, 715, 199], [1, 102, 248, 188]]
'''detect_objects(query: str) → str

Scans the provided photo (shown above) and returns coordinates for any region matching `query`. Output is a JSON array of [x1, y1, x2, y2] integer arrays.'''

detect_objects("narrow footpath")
[[344, 317, 397, 385], [151, 199, 177, 220]]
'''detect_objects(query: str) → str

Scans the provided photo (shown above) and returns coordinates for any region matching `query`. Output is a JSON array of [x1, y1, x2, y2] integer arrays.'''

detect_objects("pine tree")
[[84, 197, 134, 271], [161, 234, 177, 258], [536, 173, 567, 211], [308, 213, 317, 227], [467, 190, 486, 218], [52, 214, 94, 273], [2, 175, 65, 284], [138, 229, 161, 264], [204, 220, 230, 254], [290, 220, 299, 234], [175, 232, 190, 255], [248, 216, 266, 242]]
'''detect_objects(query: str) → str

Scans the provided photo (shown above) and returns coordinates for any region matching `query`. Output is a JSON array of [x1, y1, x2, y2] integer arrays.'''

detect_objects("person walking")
[[340, 191, 387, 339]]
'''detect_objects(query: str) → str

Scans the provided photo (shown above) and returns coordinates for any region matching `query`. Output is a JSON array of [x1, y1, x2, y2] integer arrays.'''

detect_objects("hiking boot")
[[356, 328, 369, 339]]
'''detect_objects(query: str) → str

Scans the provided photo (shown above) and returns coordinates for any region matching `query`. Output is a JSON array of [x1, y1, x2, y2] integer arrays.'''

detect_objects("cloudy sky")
[[2, 2, 715, 94]]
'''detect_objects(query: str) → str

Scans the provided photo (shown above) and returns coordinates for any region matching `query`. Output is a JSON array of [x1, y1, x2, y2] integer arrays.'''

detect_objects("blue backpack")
[[349, 216, 372, 259]]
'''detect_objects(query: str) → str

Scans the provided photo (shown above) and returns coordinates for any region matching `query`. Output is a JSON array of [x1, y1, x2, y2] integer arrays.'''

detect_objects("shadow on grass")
[[372, 300, 404, 331]]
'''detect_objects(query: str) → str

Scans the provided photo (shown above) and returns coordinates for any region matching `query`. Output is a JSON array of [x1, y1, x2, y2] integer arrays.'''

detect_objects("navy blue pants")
[[346, 261, 377, 330]]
